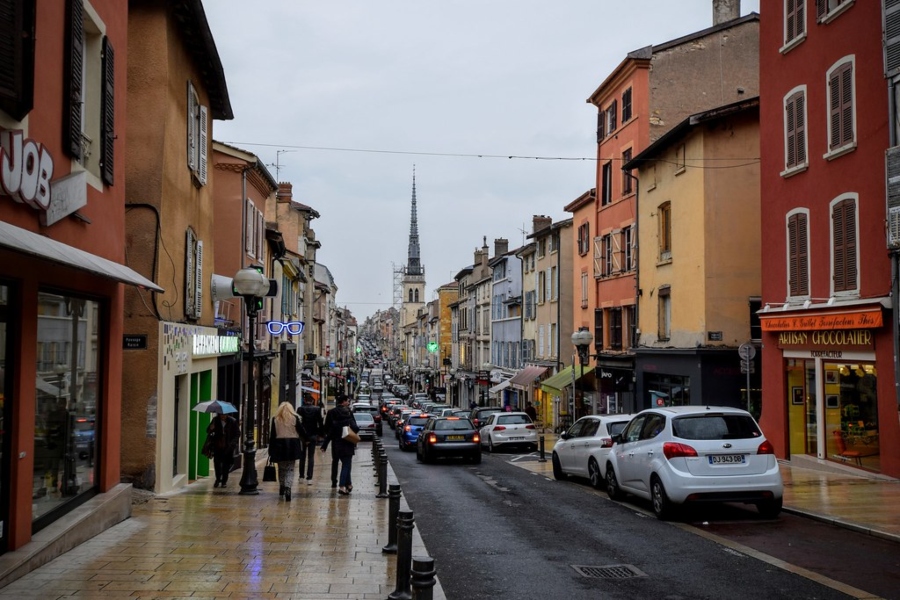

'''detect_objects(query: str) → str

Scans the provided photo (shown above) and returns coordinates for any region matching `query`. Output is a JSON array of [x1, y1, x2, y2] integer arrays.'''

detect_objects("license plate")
[[509, 436, 524, 441], [447, 435, 464, 441], [709, 454, 745, 464]]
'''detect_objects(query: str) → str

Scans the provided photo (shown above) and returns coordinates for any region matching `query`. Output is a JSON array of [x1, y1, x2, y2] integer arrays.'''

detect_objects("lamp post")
[[341, 367, 348, 396], [449, 368, 457, 407], [315, 355, 328, 402], [571, 327, 594, 421], [481, 362, 492, 407], [233, 267, 272, 496]]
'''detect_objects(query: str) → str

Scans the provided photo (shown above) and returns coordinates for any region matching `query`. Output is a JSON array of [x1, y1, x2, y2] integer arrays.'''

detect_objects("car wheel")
[[488, 437, 495, 453], [416, 446, 423, 462], [650, 475, 675, 520], [605, 464, 624, 500], [422, 449, 433, 464], [757, 497, 783, 519], [551, 453, 566, 480], [471, 452, 482, 464], [588, 458, 603, 489]]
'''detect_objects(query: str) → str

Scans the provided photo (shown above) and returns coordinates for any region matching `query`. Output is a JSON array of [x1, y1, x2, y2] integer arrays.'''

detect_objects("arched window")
[[414, 289, 419, 302], [408, 289, 413, 303]]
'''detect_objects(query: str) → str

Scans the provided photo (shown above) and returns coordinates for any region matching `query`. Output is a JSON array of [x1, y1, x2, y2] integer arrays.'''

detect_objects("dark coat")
[[298, 403, 324, 438], [206, 416, 240, 458], [268, 416, 304, 462], [321, 405, 359, 458]]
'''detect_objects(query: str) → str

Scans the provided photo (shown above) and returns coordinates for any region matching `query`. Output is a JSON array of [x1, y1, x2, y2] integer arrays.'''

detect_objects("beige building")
[[626, 98, 761, 409]]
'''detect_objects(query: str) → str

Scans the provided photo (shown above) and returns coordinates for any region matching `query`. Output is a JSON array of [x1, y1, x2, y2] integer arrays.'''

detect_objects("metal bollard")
[[410, 556, 436, 600], [538, 435, 546, 462], [377, 418, 384, 437], [382, 484, 401, 554], [377, 451, 389, 498], [388, 510, 415, 600]]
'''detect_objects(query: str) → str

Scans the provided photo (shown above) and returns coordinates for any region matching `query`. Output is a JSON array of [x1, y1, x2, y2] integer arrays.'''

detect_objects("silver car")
[[605, 405, 783, 520], [479, 412, 538, 452], [552, 414, 634, 488]]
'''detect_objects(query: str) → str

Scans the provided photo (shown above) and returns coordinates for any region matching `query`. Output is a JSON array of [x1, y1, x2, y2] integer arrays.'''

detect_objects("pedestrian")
[[525, 402, 537, 421], [320, 393, 360, 495], [206, 411, 240, 488], [297, 393, 324, 486], [267, 402, 304, 501], [469, 400, 477, 410]]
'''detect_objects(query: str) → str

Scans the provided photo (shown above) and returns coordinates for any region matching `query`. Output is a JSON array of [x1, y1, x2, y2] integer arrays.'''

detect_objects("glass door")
[[786, 359, 817, 456]]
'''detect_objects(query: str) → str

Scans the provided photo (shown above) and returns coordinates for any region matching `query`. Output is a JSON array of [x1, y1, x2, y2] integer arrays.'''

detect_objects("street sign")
[[740, 359, 755, 374], [738, 343, 756, 361]]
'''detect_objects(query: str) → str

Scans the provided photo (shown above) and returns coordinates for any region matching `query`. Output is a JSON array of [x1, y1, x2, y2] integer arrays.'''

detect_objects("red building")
[[759, 2, 898, 477]]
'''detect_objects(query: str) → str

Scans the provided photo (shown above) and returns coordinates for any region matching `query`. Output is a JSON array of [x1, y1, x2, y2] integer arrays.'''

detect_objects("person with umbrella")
[[200, 402, 240, 488]]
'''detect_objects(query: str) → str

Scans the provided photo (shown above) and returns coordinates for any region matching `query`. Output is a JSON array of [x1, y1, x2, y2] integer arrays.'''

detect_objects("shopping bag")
[[342, 426, 360, 444], [263, 458, 277, 482]]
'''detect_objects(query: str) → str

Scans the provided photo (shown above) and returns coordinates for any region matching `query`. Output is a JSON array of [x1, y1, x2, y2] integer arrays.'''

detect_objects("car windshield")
[[497, 415, 531, 425], [355, 413, 374, 423], [434, 419, 473, 431], [672, 414, 761, 440], [408, 416, 430, 426]]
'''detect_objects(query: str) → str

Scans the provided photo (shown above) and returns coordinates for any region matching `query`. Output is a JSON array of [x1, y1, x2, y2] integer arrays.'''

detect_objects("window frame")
[[622, 87, 633, 123], [786, 209, 811, 299], [601, 161, 613, 206], [830, 194, 859, 296], [658, 202, 672, 262], [622, 148, 633, 195], [781, 0, 807, 52], [782, 85, 808, 176], [824, 56, 856, 159], [658, 286, 671, 342], [816, 0, 854, 24]]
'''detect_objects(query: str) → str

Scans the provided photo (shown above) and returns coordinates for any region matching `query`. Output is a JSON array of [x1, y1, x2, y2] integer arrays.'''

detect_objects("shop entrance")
[[786, 359, 816, 455]]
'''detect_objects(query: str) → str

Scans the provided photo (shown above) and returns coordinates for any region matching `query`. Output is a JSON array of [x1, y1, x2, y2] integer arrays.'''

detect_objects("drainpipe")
[[893, 253, 900, 413]]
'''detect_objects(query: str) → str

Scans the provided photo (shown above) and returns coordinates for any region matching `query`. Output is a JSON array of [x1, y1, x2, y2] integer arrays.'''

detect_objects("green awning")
[[541, 365, 593, 394]]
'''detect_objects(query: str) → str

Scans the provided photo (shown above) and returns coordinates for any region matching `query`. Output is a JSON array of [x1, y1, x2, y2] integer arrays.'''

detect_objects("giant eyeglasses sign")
[[266, 321, 305, 335]]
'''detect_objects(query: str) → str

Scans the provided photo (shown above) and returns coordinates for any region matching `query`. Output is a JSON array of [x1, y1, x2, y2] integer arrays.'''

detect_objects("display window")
[[33, 292, 100, 523]]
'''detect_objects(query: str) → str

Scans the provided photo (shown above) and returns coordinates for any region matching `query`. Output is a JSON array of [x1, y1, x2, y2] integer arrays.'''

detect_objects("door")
[[556, 418, 585, 471], [0, 283, 10, 552], [615, 415, 647, 493], [572, 418, 601, 476]]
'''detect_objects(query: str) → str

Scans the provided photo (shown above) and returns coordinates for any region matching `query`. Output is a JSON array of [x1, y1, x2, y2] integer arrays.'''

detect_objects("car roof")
[[638, 405, 751, 417]]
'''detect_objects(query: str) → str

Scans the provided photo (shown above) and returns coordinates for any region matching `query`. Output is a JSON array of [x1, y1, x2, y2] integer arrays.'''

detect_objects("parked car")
[[552, 414, 634, 487], [399, 414, 431, 451], [416, 416, 481, 464], [479, 412, 537, 452], [605, 405, 783, 520], [354, 412, 377, 440], [469, 406, 503, 431]]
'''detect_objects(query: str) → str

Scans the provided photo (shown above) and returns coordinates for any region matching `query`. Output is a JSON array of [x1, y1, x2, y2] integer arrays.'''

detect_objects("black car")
[[416, 416, 481, 464], [469, 406, 504, 431]]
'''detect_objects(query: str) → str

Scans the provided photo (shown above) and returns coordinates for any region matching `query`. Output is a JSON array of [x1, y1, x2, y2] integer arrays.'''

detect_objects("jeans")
[[330, 445, 339, 485], [213, 450, 232, 484], [338, 455, 353, 488], [298, 439, 316, 480]]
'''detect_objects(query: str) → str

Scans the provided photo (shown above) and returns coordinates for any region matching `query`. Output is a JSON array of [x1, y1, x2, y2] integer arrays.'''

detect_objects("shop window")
[[825, 362, 879, 470], [644, 373, 690, 407], [33, 292, 100, 525]]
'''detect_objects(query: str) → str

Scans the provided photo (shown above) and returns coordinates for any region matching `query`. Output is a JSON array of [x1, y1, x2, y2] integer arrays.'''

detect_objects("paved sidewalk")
[[0, 446, 446, 599]]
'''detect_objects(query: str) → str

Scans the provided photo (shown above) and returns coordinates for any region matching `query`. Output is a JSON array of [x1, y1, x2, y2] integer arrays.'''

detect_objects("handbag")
[[342, 425, 361, 444], [263, 457, 277, 482], [201, 436, 215, 459]]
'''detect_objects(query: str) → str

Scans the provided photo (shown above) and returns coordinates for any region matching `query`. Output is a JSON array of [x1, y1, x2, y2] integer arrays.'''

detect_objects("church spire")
[[407, 165, 422, 276]]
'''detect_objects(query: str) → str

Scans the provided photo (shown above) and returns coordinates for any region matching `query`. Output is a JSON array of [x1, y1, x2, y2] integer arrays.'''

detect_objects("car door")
[[615, 415, 647, 493], [555, 419, 585, 472], [627, 413, 667, 496], [571, 419, 601, 477], [479, 414, 497, 444]]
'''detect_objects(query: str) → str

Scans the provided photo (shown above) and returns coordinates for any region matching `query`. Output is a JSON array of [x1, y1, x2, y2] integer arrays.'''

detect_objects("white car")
[[552, 414, 635, 488], [479, 412, 538, 452], [605, 405, 783, 520]]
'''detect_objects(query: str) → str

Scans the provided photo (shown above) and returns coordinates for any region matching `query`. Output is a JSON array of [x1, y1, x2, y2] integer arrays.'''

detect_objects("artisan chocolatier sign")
[[776, 329, 874, 352]]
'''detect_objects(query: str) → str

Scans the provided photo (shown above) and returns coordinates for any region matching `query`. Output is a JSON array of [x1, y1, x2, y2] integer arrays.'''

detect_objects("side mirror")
[[559, 431, 570, 440], [611, 433, 622, 445]]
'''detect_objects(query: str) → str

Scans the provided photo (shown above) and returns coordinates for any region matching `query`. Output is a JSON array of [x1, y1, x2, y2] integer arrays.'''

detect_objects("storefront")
[[760, 302, 898, 476], [597, 362, 635, 415]]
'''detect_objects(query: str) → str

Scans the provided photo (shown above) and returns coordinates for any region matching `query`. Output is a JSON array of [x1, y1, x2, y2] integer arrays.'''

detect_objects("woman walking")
[[320, 394, 360, 495], [268, 402, 304, 501]]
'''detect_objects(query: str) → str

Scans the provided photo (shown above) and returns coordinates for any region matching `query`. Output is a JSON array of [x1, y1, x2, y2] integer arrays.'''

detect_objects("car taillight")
[[757, 440, 775, 455], [663, 442, 698, 459], [472, 434, 480, 443], [428, 434, 437, 444], [599, 437, 613, 448], [493, 425, 506, 431], [525, 424, 535, 429]]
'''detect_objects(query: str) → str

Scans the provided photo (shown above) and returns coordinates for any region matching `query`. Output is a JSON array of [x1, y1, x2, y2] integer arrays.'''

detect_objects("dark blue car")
[[399, 414, 431, 451]]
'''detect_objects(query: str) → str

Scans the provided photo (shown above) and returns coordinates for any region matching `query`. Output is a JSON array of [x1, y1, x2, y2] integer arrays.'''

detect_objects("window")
[[658, 287, 671, 341], [546, 267, 553, 302], [577, 222, 590, 256], [784, 0, 806, 47], [550, 266, 557, 301], [625, 305, 636, 348], [622, 149, 633, 195], [816, 0, 852, 22], [596, 108, 605, 142], [606, 100, 618, 135], [609, 307, 623, 350], [622, 87, 632, 123], [594, 309, 604, 352], [0, 0, 35, 120], [537, 239, 546, 258], [187, 81, 209, 186], [832, 195, 858, 294], [185, 228, 203, 319], [675, 145, 686, 174], [784, 88, 808, 171], [602, 234, 613, 276], [659, 202, 672, 261], [748, 297, 762, 342], [538, 271, 546, 304], [601, 162, 613, 206], [549, 232, 559, 253], [826, 59, 855, 155], [581, 271, 589, 308], [787, 211, 810, 297], [623, 225, 635, 271], [64, 0, 115, 186]]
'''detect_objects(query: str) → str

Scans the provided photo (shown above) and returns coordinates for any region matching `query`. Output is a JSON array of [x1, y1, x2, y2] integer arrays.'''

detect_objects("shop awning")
[[540, 365, 593, 394], [489, 379, 511, 394], [0, 221, 164, 292], [509, 365, 548, 389]]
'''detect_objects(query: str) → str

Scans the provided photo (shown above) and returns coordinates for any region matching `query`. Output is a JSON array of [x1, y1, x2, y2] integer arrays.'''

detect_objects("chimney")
[[277, 182, 293, 203], [493, 238, 509, 258], [532, 215, 552, 234], [713, 0, 740, 25]]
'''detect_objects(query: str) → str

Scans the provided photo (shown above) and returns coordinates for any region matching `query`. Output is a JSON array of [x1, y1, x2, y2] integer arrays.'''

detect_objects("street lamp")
[[341, 367, 348, 395], [233, 267, 271, 496], [571, 327, 594, 421], [481, 361, 492, 407], [449, 368, 457, 407]]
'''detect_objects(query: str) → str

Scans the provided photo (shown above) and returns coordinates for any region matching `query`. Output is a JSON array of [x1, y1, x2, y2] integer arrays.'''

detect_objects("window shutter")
[[100, 36, 115, 186], [796, 0, 805, 36], [829, 70, 841, 149], [833, 199, 856, 292], [833, 204, 846, 290], [198, 104, 209, 185], [795, 93, 806, 164], [816, 0, 826, 20], [0, 0, 35, 121], [612, 230, 622, 273], [64, 0, 84, 159], [788, 215, 799, 294], [786, 0, 796, 40], [798, 214, 809, 295], [886, 0, 900, 76], [785, 96, 796, 167], [194, 240, 203, 318], [610, 99, 617, 131], [839, 64, 853, 146], [185, 229, 196, 317], [187, 83, 197, 172], [593, 236, 602, 278], [596, 110, 605, 142]]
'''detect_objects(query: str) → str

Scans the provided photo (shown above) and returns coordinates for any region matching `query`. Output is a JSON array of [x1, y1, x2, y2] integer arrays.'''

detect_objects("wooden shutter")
[[839, 64, 853, 146], [64, 0, 84, 159], [612, 230, 622, 273], [622, 87, 632, 122], [596, 110, 605, 142], [788, 213, 809, 296], [593, 236, 603, 278], [194, 240, 204, 318], [100, 36, 115, 186], [786, 95, 797, 167], [786, 0, 806, 40], [198, 104, 209, 185], [833, 199, 856, 292], [816, 0, 827, 20], [610, 99, 617, 132], [187, 83, 197, 172], [0, 0, 35, 121], [185, 229, 196, 317]]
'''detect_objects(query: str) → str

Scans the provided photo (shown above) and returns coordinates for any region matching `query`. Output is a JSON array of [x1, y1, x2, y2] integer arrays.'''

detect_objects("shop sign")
[[761, 309, 882, 332], [776, 329, 874, 352], [192, 334, 240, 357], [1, 129, 54, 211], [123, 334, 148, 350]]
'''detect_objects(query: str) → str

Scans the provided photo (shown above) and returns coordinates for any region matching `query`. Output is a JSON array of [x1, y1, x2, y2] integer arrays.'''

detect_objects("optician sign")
[[192, 334, 240, 357]]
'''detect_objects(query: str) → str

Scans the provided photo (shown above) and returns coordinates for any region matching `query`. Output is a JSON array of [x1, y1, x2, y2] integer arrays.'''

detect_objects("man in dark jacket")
[[206, 412, 240, 488], [297, 393, 324, 485], [320, 393, 359, 492]]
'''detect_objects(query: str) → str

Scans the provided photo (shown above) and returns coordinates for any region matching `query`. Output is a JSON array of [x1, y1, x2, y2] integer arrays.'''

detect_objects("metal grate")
[[572, 564, 648, 579]]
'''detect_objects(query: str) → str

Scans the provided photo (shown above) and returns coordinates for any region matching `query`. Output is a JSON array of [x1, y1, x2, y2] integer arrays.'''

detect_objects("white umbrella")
[[300, 386, 321, 395], [192, 400, 238, 414]]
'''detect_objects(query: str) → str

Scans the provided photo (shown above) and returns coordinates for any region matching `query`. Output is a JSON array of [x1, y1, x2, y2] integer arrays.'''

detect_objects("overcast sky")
[[204, 0, 761, 323]]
